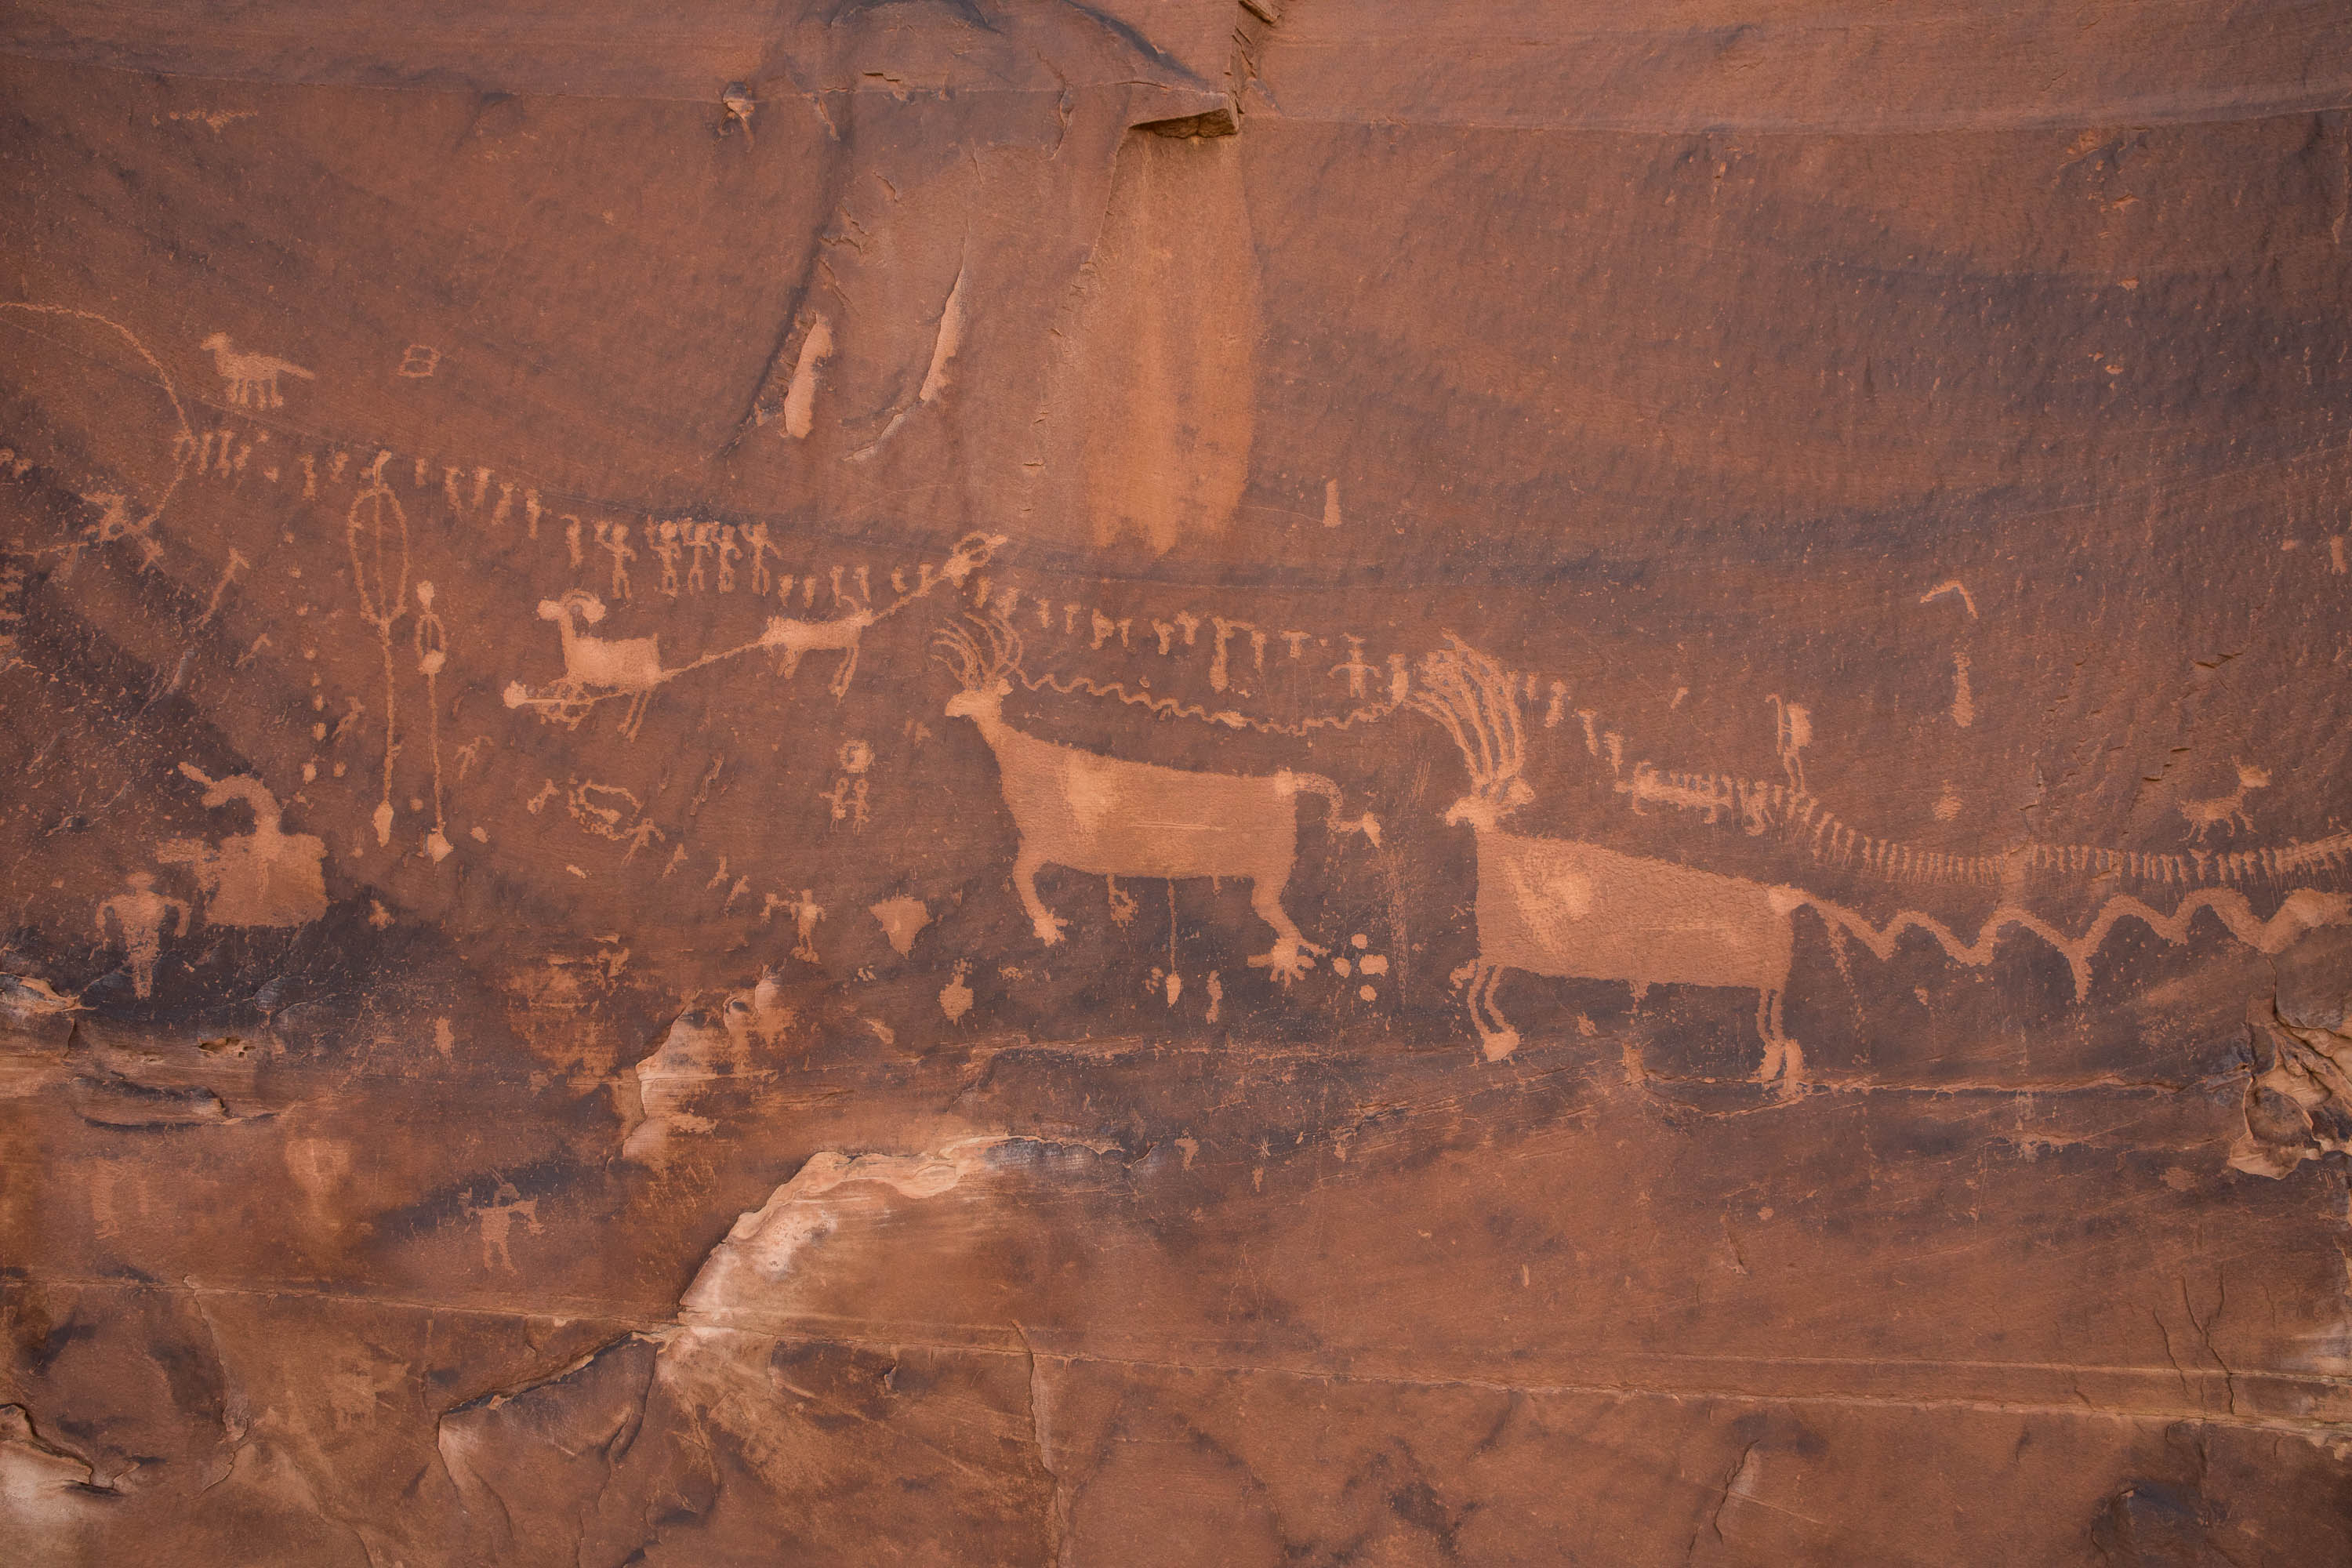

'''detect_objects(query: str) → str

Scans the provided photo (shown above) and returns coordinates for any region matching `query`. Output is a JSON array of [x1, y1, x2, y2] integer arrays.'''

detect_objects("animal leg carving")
[[1752, 989, 1802, 1098], [1243, 877, 1324, 983], [1472, 963, 1521, 1061], [828, 639, 860, 699], [1012, 848, 1065, 946]]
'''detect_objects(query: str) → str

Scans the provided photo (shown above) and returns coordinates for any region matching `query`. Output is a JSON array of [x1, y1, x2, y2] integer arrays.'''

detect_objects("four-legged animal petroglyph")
[[1414, 637, 1809, 1087], [2179, 760, 2269, 844], [507, 590, 666, 739], [201, 332, 313, 408], [761, 606, 875, 697], [937, 615, 1380, 982]]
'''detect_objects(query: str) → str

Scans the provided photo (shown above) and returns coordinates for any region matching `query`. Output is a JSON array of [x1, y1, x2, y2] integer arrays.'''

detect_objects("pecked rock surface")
[[4, 2, 2352, 1562]]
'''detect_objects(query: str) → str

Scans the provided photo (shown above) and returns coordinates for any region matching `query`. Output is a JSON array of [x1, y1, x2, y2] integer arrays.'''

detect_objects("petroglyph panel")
[[4, 2, 2352, 1562]]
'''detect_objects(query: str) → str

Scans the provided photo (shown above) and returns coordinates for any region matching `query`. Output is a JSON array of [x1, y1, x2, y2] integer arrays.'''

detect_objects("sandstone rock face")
[[5, 4, 2352, 1563]]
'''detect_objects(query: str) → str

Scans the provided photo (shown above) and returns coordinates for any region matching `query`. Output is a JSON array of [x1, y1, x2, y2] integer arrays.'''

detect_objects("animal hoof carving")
[[1755, 1040, 1806, 1099], [1247, 939, 1323, 985]]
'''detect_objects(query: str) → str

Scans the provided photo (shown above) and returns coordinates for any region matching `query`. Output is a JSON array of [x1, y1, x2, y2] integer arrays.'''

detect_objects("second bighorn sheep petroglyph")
[[760, 605, 875, 698], [1412, 636, 1810, 1091], [937, 615, 1379, 982]]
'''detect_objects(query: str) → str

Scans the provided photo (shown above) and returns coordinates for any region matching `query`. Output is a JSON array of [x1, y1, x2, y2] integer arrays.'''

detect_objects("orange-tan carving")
[[2178, 759, 2268, 844], [156, 766, 328, 928], [1412, 636, 1809, 1089], [760, 604, 874, 696], [200, 331, 312, 408], [1416, 637, 2349, 1095], [506, 589, 665, 738], [936, 615, 1379, 982]]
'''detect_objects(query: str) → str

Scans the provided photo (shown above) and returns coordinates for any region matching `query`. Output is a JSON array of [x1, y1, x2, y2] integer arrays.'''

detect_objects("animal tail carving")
[[1277, 770, 1381, 848], [1791, 887, 2349, 1000]]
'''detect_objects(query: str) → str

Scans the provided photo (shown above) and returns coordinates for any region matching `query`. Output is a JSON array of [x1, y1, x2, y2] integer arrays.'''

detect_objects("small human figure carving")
[[1330, 636, 1376, 700], [201, 332, 314, 408], [685, 521, 713, 593], [715, 524, 740, 593], [743, 522, 777, 596], [96, 872, 189, 998], [1766, 694, 1812, 796], [654, 521, 683, 597], [599, 521, 637, 602], [789, 890, 825, 963], [463, 1181, 542, 1273], [819, 739, 873, 829]]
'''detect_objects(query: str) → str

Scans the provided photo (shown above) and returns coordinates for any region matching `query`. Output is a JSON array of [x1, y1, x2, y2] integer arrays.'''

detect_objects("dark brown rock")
[[4, 3, 2351, 1561]]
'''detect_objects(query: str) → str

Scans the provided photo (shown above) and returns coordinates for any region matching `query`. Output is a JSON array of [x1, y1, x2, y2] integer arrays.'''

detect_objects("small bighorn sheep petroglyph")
[[509, 590, 664, 739], [760, 605, 876, 697], [936, 614, 1379, 982], [200, 332, 313, 408], [2178, 759, 2269, 844], [1413, 635, 1809, 1091]]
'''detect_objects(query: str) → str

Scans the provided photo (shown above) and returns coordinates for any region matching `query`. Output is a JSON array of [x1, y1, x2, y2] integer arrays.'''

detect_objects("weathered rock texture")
[[5, 3, 2352, 1563]]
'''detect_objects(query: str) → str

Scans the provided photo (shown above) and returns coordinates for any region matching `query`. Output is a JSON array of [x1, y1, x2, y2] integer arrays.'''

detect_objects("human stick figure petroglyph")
[[96, 873, 189, 999], [935, 615, 1381, 982], [200, 332, 313, 408]]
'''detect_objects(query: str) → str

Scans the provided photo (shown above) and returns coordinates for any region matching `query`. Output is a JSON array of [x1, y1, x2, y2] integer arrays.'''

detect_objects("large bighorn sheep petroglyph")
[[1413, 636, 2350, 1095], [937, 615, 1380, 982], [1412, 636, 1811, 1090]]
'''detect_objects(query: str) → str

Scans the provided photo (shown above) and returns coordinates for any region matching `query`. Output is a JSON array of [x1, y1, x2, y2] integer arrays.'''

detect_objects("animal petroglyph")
[[504, 534, 1001, 735], [201, 332, 312, 408], [2180, 760, 2269, 844], [1415, 638, 1809, 1087], [1416, 637, 2352, 1092], [155, 766, 328, 928], [508, 590, 665, 739], [95, 873, 189, 998], [937, 615, 1381, 982], [762, 605, 875, 698]]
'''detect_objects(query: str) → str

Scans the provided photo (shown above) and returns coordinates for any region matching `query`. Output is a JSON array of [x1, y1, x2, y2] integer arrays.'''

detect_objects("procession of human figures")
[[19, 312, 2349, 1097]]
